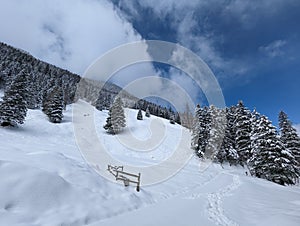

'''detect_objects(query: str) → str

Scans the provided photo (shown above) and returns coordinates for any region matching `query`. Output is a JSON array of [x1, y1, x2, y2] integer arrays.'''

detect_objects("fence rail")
[[107, 165, 141, 192]]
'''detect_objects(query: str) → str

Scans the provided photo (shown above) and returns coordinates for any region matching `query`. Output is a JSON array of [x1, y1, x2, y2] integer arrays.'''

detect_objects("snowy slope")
[[0, 103, 300, 226]]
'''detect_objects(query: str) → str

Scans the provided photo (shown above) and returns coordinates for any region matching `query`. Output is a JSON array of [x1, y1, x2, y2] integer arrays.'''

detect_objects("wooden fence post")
[[136, 173, 141, 192]]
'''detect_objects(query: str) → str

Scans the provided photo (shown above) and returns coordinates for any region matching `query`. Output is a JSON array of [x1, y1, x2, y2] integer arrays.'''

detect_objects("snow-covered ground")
[[0, 103, 299, 226]]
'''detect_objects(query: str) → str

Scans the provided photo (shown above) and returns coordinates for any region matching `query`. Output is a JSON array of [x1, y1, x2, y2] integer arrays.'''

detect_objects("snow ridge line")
[[207, 174, 241, 226]]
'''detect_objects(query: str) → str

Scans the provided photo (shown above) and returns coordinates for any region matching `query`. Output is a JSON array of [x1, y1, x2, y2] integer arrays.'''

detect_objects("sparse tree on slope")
[[137, 109, 143, 120], [279, 111, 300, 165], [169, 114, 175, 124], [145, 106, 150, 117], [0, 69, 28, 127], [104, 97, 126, 134]]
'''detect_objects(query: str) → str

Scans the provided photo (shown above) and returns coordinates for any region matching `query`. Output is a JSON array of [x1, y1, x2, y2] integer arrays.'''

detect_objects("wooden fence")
[[107, 165, 141, 192]]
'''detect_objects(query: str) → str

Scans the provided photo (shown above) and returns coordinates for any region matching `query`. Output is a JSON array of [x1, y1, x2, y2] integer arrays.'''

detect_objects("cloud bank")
[[0, 0, 144, 75]]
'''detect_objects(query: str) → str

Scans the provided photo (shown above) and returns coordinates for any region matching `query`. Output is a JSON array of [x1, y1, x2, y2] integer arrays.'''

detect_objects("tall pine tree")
[[137, 109, 143, 120], [279, 111, 300, 165], [207, 106, 226, 160], [0, 69, 28, 127], [217, 106, 239, 165], [145, 106, 150, 117], [104, 97, 126, 134], [235, 101, 252, 166], [42, 86, 64, 123], [191, 105, 211, 158], [249, 115, 299, 185]]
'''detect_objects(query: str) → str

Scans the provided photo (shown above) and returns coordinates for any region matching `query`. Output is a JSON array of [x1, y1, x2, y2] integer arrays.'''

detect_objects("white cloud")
[[0, 0, 144, 75], [259, 40, 287, 58]]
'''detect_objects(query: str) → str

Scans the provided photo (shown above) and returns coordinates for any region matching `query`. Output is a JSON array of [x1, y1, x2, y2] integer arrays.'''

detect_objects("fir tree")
[[279, 111, 300, 165], [191, 105, 211, 158], [249, 109, 262, 163], [249, 115, 299, 185], [207, 106, 226, 160], [137, 109, 143, 120], [42, 87, 64, 123], [174, 112, 181, 125], [169, 114, 175, 124], [103, 115, 114, 134], [217, 106, 239, 165], [235, 101, 252, 165], [191, 104, 201, 151], [145, 107, 150, 117], [0, 69, 28, 127], [104, 97, 126, 134]]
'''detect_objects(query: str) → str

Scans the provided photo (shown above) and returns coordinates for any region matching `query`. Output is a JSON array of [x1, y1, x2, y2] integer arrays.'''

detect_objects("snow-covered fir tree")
[[169, 114, 175, 124], [217, 106, 239, 165], [174, 112, 181, 125], [42, 86, 64, 123], [191, 104, 201, 151], [191, 105, 211, 158], [104, 97, 126, 134], [249, 115, 299, 185], [207, 105, 226, 160], [235, 101, 252, 166], [137, 109, 143, 120], [279, 111, 300, 165], [249, 109, 262, 163], [0, 69, 28, 126], [145, 106, 150, 117]]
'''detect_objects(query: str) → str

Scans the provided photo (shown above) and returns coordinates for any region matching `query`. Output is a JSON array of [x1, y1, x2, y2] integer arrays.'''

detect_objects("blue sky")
[[0, 0, 299, 128], [111, 0, 300, 126]]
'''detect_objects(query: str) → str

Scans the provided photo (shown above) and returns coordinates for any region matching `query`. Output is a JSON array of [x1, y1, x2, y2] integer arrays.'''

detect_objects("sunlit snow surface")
[[0, 104, 299, 226]]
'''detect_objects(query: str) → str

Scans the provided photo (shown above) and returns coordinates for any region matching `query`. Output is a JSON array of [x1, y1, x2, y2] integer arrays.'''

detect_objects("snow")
[[0, 104, 300, 226]]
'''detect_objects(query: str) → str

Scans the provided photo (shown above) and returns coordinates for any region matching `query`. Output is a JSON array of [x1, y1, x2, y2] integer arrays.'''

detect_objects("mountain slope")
[[0, 103, 299, 226]]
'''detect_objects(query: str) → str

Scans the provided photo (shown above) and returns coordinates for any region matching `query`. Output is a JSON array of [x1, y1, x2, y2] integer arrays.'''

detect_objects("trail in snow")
[[207, 174, 241, 226]]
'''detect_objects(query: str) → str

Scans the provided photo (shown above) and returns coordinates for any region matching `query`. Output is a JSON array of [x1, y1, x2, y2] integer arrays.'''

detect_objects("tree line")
[[192, 101, 300, 186]]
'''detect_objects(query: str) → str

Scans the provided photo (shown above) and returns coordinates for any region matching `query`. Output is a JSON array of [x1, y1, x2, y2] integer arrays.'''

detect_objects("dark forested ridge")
[[0, 42, 180, 125], [0, 42, 80, 108]]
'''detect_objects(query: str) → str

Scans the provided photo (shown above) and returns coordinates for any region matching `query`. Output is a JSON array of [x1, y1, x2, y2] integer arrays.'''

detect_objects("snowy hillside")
[[0, 104, 299, 226]]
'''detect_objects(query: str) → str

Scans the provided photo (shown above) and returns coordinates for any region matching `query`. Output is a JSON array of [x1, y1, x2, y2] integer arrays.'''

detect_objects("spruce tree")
[[174, 112, 181, 125], [191, 105, 211, 158], [217, 106, 239, 165], [137, 109, 143, 120], [145, 107, 150, 117], [191, 104, 201, 151], [249, 115, 299, 185], [249, 109, 262, 163], [104, 97, 126, 134], [279, 111, 300, 165], [207, 106, 226, 160], [42, 87, 64, 123], [235, 101, 252, 165], [169, 114, 175, 124], [0, 70, 28, 127]]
